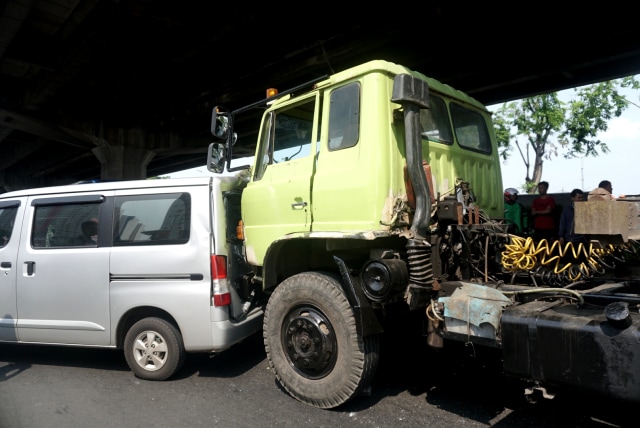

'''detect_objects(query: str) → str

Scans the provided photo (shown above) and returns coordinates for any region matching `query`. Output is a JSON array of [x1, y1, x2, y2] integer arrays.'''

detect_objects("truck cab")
[[212, 60, 502, 288], [208, 59, 640, 411], [208, 60, 505, 408]]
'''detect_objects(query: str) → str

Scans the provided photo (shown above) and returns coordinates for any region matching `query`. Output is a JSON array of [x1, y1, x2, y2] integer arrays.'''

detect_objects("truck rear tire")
[[124, 317, 186, 381], [263, 271, 379, 409]]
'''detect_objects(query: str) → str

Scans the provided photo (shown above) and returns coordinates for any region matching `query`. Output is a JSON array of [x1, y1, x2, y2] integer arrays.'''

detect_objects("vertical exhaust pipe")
[[391, 74, 431, 239], [392, 74, 435, 294]]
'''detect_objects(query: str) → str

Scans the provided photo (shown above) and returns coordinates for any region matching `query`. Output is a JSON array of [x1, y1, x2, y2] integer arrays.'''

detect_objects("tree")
[[492, 76, 639, 193]]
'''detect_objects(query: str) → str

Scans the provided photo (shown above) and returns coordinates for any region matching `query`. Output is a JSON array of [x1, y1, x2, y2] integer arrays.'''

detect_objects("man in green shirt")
[[504, 188, 528, 235]]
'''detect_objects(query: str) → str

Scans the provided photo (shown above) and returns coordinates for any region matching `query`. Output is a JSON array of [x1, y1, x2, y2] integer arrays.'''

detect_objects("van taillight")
[[211, 255, 227, 279], [211, 255, 231, 306]]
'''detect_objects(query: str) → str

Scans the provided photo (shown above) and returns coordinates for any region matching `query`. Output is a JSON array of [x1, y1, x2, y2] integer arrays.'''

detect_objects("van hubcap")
[[132, 330, 168, 371]]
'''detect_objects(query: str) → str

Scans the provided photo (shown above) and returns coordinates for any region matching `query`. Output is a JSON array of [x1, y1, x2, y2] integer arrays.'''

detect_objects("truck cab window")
[[450, 102, 492, 153], [420, 94, 453, 144], [253, 111, 274, 181], [253, 98, 316, 181], [328, 82, 360, 151]]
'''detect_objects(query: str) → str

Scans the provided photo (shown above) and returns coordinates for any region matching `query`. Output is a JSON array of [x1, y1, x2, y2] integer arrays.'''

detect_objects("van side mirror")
[[207, 142, 226, 173]]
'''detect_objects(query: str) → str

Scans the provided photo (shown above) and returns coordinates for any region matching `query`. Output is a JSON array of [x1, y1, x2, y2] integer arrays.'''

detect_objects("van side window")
[[0, 202, 19, 248], [328, 82, 360, 151], [114, 193, 190, 246], [32, 202, 101, 248]]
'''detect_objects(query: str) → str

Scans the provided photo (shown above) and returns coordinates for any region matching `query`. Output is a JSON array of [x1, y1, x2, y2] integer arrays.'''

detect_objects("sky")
[[169, 80, 640, 197]]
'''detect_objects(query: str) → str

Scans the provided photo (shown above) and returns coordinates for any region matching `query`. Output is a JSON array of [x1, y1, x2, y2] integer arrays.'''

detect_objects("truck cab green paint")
[[238, 60, 503, 266]]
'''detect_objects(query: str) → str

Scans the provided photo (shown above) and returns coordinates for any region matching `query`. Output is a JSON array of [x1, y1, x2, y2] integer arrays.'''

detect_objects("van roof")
[[0, 175, 242, 199]]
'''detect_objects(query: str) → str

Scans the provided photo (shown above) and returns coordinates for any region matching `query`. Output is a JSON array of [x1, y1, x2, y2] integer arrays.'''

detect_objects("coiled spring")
[[501, 236, 640, 283]]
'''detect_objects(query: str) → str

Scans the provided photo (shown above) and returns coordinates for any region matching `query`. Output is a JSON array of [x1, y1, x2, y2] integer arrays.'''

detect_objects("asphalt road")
[[0, 332, 633, 428]]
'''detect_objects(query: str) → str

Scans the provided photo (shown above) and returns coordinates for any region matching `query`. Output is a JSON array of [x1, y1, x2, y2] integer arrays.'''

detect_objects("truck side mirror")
[[207, 142, 226, 173], [211, 107, 231, 141]]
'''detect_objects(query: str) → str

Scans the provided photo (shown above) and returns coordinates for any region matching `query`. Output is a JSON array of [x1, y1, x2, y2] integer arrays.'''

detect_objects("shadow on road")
[[176, 330, 267, 380], [0, 361, 29, 381], [340, 329, 635, 427], [0, 330, 267, 383], [0, 343, 128, 380]]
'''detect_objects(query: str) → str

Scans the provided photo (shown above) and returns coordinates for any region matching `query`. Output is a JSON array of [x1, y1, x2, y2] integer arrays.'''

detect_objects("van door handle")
[[25, 261, 35, 275], [1, 261, 10, 268], [291, 201, 308, 209]]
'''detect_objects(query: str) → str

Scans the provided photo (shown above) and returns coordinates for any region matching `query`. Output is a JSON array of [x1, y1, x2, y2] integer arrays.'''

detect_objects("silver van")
[[0, 176, 263, 380]]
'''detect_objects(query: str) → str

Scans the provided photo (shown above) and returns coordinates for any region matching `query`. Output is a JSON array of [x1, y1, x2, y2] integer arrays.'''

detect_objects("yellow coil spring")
[[500, 236, 628, 282]]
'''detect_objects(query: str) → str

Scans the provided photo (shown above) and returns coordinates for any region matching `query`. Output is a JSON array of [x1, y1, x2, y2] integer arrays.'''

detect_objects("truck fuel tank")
[[501, 298, 640, 403]]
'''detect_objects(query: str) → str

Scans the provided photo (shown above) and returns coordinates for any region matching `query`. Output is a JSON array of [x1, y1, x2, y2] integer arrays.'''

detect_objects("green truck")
[[208, 60, 640, 409]]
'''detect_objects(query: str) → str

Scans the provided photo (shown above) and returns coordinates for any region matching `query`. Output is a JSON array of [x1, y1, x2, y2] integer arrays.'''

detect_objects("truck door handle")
[[25, 261, 35, 275], [1, 261, 10, 268], [291, 202, 308, 209]]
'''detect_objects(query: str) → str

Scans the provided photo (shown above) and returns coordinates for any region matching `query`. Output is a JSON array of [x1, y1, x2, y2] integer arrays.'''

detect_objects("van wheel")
[[124, 317, 186, 381], [263, 272, 380, 409]]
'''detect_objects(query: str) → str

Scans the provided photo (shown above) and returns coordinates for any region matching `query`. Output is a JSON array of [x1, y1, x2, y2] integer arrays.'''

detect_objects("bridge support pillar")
[[92, 144, 156, 181]]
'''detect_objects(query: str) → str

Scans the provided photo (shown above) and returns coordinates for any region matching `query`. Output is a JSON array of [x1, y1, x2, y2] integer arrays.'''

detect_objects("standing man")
[[504, 188, 528, 235], [531, 181, 557, 242], [588, 180, 615, 201], [558, 188, 585, 245]]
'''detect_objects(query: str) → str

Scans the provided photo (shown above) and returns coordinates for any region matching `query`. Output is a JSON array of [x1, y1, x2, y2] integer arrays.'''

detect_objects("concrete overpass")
[[1, 1, 639, 190]]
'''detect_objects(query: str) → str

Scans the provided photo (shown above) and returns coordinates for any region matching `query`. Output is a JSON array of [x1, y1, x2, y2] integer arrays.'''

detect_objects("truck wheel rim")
[[281, 306, 337, 379]]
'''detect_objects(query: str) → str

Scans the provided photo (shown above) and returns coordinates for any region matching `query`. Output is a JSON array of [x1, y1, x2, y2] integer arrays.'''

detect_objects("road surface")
[[0, 332, 632, 427]]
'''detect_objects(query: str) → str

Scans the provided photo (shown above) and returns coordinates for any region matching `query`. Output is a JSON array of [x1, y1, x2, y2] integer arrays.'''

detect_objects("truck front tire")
[[263, 272, 380, 409], [124, 317, 186, 381]]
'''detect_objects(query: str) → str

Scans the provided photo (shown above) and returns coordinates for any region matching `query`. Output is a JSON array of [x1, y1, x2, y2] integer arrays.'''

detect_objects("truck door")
[[310, 81, 375, 231], [0, 199, 24, 341], [15, 194, 112, 345], [241, 94, 318, 265]]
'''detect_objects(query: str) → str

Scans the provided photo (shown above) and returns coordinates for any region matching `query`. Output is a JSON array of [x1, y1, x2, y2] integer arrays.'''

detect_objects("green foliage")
[[492, 110, 513, 161], [561, 78, 638, 158], [495, 76, 639, 192]]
